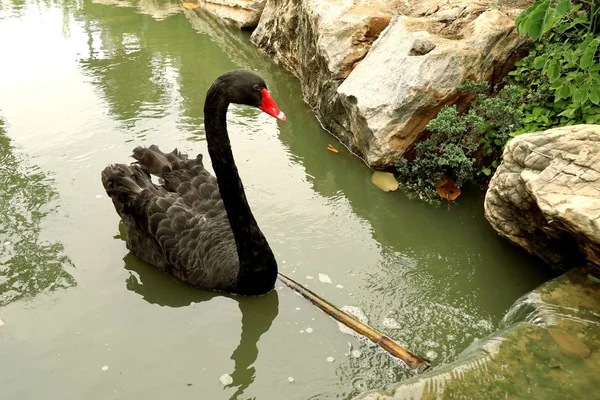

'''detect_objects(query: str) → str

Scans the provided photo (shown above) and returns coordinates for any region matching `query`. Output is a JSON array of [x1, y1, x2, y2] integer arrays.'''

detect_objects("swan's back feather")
[[102, 146, 240, 291]]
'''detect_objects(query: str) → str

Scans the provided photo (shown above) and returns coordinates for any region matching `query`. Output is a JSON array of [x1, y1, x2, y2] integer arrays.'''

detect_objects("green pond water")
[[0, 0, 554, 399]]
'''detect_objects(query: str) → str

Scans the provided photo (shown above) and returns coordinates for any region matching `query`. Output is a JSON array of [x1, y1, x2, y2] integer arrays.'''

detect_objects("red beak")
[[259, 88, 286, 121]]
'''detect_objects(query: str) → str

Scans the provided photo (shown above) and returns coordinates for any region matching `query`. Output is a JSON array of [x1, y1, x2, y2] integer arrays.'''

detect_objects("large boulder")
[[485, 125, 600, 270], [252, 0, 530, 168]]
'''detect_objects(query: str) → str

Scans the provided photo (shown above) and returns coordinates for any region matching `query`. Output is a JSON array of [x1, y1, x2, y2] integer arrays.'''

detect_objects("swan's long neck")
[[204, 89, 277, 294]]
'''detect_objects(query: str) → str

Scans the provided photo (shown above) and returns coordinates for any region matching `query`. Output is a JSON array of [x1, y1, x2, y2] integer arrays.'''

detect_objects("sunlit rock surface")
[[485, 124, 600, 270], [197, 0, 266, 28], [252, 0, 530, 168], [355, 266, 600, 400]]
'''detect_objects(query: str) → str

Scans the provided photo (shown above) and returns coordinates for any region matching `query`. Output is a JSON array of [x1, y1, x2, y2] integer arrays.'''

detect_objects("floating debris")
[[287, 376, 295, 383], [371, 171, 399, 192], [335, 284, 344, 289], [95, 194, 103, 199], [295, 307, 300, 311], [305, 327, 313, 333], [326, 356, 335, 363], [327, 144, 339, 153], [318, 274, 332, 284], [351, 350, 362, 358], [101, 365, 109, 372], [382, 317, 401, 329], [219, 374, 233, 385], [0, 318, 4, 327], [306, 276, 314, 280]]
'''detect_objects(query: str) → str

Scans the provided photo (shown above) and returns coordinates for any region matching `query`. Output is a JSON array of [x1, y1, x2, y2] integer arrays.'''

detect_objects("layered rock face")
[[252, 0, 530, 167], [485, 125, 600, 270]]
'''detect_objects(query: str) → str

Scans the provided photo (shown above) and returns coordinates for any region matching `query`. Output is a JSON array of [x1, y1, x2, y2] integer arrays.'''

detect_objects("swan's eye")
[[252, 84, 260, 91]]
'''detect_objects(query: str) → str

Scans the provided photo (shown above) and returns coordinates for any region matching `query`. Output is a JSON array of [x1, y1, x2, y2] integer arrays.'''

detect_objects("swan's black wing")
[[101, 146, 240, 291]]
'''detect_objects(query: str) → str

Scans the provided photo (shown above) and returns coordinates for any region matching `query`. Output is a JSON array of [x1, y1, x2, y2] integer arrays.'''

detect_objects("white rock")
[[219, 373, 233, 385]]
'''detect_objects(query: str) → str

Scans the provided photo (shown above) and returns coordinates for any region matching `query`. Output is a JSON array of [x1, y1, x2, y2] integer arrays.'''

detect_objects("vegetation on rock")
[[396, 0, 600, 205]]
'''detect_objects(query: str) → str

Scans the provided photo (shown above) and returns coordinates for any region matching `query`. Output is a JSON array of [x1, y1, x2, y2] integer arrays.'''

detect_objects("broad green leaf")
[[558, 107, 577, 118], [528, 1, 552, 39], [555, 0, 571, 17], [533, 54, 548, 69], [562, 50, 574, 64], [576, 36, 594, 55], [572, 86, 589, 104], [580, 39, 599, 69], [482, 167, 491, 176]]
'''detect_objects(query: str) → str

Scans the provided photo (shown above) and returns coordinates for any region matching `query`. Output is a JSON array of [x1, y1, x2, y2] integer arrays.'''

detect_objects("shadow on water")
[[116, 224, 279, 400], [0, 118, 75, 306]]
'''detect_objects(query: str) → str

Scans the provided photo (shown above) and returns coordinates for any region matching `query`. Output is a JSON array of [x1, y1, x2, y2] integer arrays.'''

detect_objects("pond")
[[0, 0, 553, 399]]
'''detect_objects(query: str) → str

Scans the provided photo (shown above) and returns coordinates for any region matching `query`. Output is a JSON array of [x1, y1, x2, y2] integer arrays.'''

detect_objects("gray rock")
[[485, 124, 600, 269]]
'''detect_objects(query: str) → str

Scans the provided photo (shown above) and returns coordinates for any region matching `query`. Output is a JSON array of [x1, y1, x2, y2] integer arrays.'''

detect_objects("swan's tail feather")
[[101, 163, 157, 216], [132, 145, 204, 179]]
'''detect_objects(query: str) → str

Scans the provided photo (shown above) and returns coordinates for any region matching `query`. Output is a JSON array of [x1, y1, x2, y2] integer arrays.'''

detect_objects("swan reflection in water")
[[118, 224, 279, 399]]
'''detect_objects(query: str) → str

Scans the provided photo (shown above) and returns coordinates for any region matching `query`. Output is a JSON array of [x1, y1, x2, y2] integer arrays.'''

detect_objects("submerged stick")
[[277, 273, 431, 373]]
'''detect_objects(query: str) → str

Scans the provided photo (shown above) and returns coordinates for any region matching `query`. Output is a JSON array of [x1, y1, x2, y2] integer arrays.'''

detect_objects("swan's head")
[[217, 70, 286, 122]]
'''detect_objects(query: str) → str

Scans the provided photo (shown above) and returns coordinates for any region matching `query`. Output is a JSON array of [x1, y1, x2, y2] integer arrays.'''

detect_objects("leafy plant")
[[396, 0, 600, 204], [512, 0, 600, 130]]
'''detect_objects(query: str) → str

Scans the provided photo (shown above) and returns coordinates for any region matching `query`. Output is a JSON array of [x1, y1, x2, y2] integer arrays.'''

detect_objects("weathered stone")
[[252, 0, 530, 168], [354, 266, 600, 400], [198, 0, 266, 28], [484, 125, 600, 270]]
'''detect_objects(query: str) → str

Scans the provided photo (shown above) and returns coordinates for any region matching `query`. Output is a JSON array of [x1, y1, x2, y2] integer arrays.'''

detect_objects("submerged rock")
[[252, 0, 527, 168], [485, 124, 600, 270], [354, 266, 600, 400]]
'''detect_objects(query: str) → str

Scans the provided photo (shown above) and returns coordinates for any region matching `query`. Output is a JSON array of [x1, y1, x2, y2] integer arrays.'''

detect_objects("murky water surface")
[[0, 1, 553, 398]]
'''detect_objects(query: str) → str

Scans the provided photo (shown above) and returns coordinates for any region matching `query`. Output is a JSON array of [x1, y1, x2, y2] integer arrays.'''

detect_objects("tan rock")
[[199, 0, 266, 28], [484, 124, 600, 269], [252, 0, 530, 168]]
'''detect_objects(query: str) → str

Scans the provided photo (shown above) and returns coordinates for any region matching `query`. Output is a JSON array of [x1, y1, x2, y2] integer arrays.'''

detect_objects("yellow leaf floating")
[[182, 2, 199, 9], [327, 144, 339, 153], [435, 177, 461, 201], [371, 171, 399, 192]]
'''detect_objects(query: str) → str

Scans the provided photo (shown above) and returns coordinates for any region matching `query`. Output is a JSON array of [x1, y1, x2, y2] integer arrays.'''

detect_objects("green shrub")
[[395, 0, 599, 204]]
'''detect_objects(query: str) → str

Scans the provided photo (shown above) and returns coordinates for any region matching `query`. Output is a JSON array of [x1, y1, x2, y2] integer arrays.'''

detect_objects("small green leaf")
[[555, 84, 570, 100], [580, 39, 599, 69], [482, 167, 492, 176], [546, 58, 561, 82], [589, 86, 600, 105]]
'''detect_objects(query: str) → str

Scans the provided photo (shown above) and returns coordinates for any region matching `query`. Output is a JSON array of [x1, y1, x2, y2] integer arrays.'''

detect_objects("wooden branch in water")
[[277, 273, 431, 373]]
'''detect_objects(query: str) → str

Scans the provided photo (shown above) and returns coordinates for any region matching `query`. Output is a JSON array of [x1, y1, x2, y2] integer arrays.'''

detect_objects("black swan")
[[101, 70, 286, 296]]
